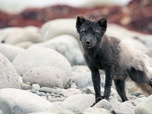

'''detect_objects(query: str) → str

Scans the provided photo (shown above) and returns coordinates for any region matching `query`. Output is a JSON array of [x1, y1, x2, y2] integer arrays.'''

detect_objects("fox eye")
[[94, 31, 100, 36], [80, 30, 86, 34]]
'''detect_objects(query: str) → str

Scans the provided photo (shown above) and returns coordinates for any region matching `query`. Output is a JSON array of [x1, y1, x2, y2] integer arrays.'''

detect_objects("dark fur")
[[76, 16, 152, 105]]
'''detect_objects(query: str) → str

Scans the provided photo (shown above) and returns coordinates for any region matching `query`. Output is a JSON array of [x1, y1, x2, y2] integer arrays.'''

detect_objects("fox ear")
[[76, 16, 85, 29], [97, 18, 107, 30]]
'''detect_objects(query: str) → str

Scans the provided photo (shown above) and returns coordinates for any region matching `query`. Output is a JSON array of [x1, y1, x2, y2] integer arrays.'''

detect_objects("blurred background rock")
[[0, 0, 151, 34]]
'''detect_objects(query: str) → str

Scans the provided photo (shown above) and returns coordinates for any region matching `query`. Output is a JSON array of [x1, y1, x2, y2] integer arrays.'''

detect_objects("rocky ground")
[[0, 17, 152, 114]]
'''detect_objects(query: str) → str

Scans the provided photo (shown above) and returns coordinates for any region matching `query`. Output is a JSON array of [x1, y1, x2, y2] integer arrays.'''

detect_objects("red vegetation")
[[0, 0, 151, 34]]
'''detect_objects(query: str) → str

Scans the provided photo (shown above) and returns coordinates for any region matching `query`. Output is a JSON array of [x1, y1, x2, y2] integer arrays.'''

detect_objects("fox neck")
[[82, 42, 100, 57]]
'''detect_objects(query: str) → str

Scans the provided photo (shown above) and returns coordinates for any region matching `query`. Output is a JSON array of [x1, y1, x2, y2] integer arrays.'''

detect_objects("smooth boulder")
[[32, 35, 85, 65], [23, 66, 68, 88], [40, 18, 79, 41], [62, 94, 95, 113], [0, 88, 53, 114], [135, 95, 152, 114], [0, 52, 20, 89], [0, 26, 42, 46], [0, 44, 24, 62], [13, 47, 72, 77]]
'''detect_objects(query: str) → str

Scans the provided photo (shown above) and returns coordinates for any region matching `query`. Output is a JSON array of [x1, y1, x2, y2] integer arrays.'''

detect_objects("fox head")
[[76, 16, 107, 49]]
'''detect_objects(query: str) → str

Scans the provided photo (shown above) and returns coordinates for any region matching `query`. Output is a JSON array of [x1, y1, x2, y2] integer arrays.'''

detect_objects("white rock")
[[107, 24, 149, 51], [28, 112, 56, 114], [15, 41, 34, 49], [0, 110, 2, 114], [0, 44, 24, 62], [13, 47, 72, 77], [0, 88, 53, 114], [23, 66, 68, 88], [126, 39, 148, 51], [31, 84, 40, 92], [62, 94, 95, 113], [0, 26, 42, 45], [83, 107, 111, 114], [32, 35, 85, 65], [57, 88, 82, 97], [94, 99, 111, 110], [135, 95, 152, 114], [110, 98, 135, 114], [28, 105, 75, 114], [0, 52, 21, 89], [71, 71, 92, 88], [147, 48, 152, 58], [71, 65, 91, 88], [71, 66, 105, 88], [137, 35, 152, 49], [40, 18, 79, 41]]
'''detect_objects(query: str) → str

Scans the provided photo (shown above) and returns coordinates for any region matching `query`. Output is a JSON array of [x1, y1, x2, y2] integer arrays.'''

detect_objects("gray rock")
[[13, 47, 72, 77], [0, 52, 21, 89], [62, 94, 95, 113], [23, 66, 68, 88], [35, 91, 46, 96], [0, 44, 24, 62], [83, 87, 95, 94], [0, 88, 53, 114], [39, 87, 58, 93], [32, 35, 85, 65], [21, 83, 32, 90], [40, 87, 81, 102], [135, 95, 152, 114], [47, 96, 65, 102], [39, 87, 64, 99]]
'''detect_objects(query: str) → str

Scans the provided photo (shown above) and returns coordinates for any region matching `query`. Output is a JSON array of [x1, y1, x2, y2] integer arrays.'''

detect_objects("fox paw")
[[91, 96, 105, 107]]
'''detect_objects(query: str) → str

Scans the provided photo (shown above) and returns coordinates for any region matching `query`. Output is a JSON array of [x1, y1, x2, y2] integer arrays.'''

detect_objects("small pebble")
[[21, 83, 32, 90]]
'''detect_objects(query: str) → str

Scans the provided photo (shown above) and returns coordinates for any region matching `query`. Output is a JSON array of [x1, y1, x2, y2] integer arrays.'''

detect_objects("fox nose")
[[85, 41, 91, 45]]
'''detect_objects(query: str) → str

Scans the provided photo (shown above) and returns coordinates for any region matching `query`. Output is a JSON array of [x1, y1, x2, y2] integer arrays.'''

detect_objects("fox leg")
[[114, 79, 128, 102]]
